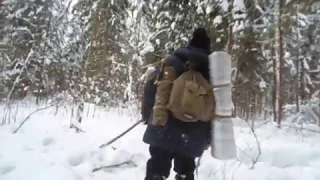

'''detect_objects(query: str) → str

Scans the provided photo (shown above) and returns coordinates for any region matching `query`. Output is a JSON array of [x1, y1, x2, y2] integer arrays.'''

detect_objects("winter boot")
[[175, 174, 194, 180], [145, 174, 166, 180]]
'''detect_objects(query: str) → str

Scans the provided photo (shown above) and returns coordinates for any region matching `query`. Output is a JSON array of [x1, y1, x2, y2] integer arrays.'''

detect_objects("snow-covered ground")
[[1, 101, 320, 180]]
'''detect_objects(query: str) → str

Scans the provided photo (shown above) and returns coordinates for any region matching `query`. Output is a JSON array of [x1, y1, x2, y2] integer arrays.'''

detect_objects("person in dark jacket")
[[141, 28, 212, 180]]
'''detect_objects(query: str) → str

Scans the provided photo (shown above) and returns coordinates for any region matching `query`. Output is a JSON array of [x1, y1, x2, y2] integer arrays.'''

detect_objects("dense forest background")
[[0, 0, 319, 126]]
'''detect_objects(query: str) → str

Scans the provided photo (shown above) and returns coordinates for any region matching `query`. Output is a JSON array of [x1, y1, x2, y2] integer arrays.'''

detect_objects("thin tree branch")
[[244, 120, 262, 169], [92, 159, 137, 172], [282, 124, 320, 133], [13, 104, 57, 133], [99, 119, 143, 148]]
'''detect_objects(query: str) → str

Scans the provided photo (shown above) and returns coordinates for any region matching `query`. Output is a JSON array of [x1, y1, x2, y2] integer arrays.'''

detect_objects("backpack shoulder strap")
[[155, 58, 170, 83]]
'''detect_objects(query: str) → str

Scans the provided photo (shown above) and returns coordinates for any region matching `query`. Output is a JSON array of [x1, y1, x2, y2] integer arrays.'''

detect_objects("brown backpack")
[[167, 61, 215, 122]]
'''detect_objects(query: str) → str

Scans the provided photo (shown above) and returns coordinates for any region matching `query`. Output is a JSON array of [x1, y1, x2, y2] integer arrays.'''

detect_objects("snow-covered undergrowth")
[[1, 100, 320, 180]]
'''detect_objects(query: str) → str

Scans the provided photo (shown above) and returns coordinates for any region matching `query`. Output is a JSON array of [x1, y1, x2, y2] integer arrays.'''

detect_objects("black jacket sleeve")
[[141, 66, 159, 124]]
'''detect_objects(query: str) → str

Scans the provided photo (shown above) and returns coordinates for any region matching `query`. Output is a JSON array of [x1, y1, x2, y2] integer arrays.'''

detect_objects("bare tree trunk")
[[295, 54, 300, 112], [275, 0, 284, 127], [76, 102, 84, 124], [272, 49, 277, 122], [245, 90, 250, 120], [233, 63, 241, 116], [295, 5, 300, 112], [300, 56, 305, 104], [318, 92, 320, 127]]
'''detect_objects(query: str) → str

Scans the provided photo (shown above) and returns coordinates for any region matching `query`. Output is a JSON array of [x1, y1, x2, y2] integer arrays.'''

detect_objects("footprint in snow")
[[24, 146, 34, 151], [68, 153, 85, 167], [0, 165, 15, 175], [42, 137, 55, 146]]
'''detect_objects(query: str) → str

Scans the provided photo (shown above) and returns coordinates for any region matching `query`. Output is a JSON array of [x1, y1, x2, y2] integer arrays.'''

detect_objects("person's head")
[[188, 28, 211, 52]]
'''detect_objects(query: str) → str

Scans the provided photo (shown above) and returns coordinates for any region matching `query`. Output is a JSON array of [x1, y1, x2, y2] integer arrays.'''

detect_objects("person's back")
[[141, 28, 212, 180]]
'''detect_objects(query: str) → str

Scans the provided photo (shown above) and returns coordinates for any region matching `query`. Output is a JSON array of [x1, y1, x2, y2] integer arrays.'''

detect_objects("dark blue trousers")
[[145, 146, 195, 180]]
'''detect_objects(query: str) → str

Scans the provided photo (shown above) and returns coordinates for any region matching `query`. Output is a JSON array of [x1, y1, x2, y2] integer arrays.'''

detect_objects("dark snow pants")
[[145, 146, 195, 180]]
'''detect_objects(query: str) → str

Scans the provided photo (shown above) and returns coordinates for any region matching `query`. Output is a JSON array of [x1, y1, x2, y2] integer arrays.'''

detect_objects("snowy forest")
[[0, 0, 320, 180], [1, 0, 319, 126]]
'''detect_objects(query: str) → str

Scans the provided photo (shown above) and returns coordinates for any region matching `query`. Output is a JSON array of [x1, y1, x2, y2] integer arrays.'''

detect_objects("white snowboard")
[[208, 51, 237, 160]]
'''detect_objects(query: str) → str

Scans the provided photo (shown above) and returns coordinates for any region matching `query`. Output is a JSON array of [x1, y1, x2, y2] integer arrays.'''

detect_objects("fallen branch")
[[255, 119, 271, 129], [281, 124, 320, 133], [13, 104, 57, 133], [99, 119, 143, 148], [92, 160, 137, 172]]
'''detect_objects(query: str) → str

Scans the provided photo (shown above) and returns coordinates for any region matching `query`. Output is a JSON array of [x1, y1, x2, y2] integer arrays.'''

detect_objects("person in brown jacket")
[[141, 28, 212, 180]]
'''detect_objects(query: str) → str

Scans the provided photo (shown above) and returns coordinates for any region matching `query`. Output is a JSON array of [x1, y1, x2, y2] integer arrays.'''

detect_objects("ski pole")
[[99, 119, 144, 148]]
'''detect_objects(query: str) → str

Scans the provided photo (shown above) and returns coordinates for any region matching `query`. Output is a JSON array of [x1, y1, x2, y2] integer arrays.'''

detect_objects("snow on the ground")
[[1, 101, 320, 180]]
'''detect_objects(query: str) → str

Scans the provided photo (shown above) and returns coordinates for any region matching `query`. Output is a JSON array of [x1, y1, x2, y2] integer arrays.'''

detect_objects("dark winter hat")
[[189, 28, 211, 51]]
